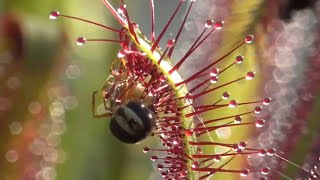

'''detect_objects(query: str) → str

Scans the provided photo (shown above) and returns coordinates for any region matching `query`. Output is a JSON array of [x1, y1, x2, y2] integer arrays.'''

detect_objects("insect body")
[[98, 37, 185, 144], [110, 101, 155, 144]]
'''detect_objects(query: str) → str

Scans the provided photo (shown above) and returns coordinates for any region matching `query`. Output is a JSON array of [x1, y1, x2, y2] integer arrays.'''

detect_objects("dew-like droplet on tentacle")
[[255, 119, 266, 128], [76, 37, 86, 46], [245, 34, 254, 44], [49, 11, 60, 20]]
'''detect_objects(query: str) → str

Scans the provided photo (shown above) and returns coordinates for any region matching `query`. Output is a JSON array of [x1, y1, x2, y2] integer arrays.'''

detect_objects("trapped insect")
[[50, 0, 319, 179]]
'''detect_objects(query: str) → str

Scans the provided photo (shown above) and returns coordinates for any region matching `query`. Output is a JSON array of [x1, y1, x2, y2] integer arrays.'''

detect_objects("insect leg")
[[92, 91, 112, 118]]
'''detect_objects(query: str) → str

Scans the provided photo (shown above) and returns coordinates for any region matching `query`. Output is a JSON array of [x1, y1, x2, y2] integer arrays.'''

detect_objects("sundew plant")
[[48, 0, 320, 179], [1, 0, 320, 180]]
